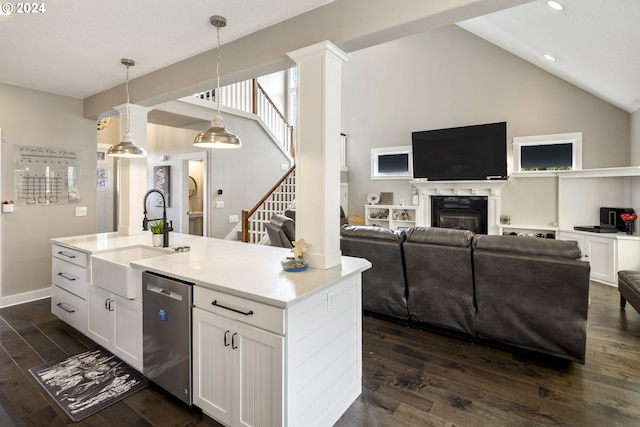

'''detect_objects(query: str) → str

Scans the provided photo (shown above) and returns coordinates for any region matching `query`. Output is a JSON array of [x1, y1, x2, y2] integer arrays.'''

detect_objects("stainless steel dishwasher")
[[142, 271, 193, 405]]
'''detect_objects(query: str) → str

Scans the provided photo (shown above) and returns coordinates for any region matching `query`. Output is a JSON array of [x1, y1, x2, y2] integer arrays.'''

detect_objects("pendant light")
[[193, 15, 242, 149], [107, 58, 147, 157]]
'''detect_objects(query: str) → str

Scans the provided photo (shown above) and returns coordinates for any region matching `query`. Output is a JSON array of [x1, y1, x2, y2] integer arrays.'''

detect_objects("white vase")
[[152, 234, 163, 247]]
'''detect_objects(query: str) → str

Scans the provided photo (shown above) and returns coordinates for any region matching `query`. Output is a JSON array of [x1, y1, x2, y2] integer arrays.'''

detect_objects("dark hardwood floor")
[[1, 281, 639, 426]]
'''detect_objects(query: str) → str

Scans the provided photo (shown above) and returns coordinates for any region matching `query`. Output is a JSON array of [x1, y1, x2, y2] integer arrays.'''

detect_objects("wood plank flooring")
[[0, 281, 638, 426]]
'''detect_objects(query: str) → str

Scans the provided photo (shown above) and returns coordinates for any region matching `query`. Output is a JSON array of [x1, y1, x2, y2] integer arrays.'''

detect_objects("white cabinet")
[[193, 287, 283, 427], [364, 204, 417, 230], [558, 230, 640, 286], [86, 285, 143, 371], [51, 244, 89, 334], [193, 274, 362, 427]]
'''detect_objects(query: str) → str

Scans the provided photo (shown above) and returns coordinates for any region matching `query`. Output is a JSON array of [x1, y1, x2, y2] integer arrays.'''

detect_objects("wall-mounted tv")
[[411, 122, 507, 181]]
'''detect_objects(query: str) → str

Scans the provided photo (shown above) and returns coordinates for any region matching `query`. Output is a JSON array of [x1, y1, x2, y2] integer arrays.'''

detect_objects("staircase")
[[193, 78, 294, 157], [193, 78, 296, 244], [241, 166, 296, 244]]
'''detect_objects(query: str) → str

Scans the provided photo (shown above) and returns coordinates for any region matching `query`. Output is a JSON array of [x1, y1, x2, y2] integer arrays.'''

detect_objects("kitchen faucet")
[[142, 189, 173, 247]]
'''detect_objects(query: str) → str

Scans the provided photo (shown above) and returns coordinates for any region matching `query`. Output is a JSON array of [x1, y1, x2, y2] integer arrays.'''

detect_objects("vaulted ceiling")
[[1, 0, 637, 114]]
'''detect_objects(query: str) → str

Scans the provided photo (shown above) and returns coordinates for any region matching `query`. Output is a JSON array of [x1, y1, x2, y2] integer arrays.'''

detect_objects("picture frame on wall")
[[379, 192, 394, 205], [153, 165, 170, 207]]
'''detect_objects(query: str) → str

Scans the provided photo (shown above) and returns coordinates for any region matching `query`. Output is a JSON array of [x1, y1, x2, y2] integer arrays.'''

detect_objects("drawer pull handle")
[[232, 332, 238, 349], [211, 300, 254, 316], [224, 330, 230, 347], [57, 272, 76, 281], [57, 251, 77, 259], [57, 302, 76, 313]]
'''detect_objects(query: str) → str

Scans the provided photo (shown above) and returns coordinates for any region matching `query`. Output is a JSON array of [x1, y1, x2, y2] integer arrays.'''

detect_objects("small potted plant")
[[281, 238, 310, 272], [150, 219, 164, 247], [620, 212, 638, 235]]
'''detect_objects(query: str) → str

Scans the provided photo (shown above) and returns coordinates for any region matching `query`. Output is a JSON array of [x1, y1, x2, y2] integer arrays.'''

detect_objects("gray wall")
[[0, 83, 96, 300], [632, 107, 640, 165], [341, 25, 631, 226], [147, 113, 291, 239]]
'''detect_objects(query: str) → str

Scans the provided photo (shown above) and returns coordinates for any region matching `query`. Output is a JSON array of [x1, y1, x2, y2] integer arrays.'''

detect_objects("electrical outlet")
[[327, 291, 334, 311], [229, 215, 239, 223], [75, 206, 87, 217]]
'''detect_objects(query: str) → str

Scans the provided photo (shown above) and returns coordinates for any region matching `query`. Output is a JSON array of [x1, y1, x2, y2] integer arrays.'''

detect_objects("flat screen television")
[[411, 122, 507, 181]]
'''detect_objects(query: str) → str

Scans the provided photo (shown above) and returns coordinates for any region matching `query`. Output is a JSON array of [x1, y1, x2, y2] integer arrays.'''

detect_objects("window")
[[371, 146, 413, 180], [513, 132, 582, 173]]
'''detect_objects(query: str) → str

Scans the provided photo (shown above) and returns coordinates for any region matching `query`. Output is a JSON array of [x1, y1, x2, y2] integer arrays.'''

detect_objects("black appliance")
[[412, 122, 507, 181], [600, 207, 634, 232]]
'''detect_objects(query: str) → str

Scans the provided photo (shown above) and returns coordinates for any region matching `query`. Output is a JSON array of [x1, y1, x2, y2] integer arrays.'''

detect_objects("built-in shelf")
[[512, 166, 640, 179]]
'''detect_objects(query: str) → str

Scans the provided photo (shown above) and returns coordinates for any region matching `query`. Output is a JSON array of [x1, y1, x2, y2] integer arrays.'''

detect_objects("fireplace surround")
[[432, 196, 488, 234], [411, 180, 507, 235]]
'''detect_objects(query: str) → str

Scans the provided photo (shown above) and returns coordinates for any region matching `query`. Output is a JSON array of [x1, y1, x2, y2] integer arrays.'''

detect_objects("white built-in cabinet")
[[557, 230, 640, 286], [193, 310, 283, 425], [193, 286, 284, 426], [555, 167, 640, 286], [193, 274, 362, 427], [51, 244, 89, 334], [86, 285, 143, 371], [51, 243, 143, 371], [365, 204, 417, 230]]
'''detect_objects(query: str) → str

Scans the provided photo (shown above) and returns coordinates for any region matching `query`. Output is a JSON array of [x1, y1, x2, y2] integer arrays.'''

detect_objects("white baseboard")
[[0, 287, 51, 308]]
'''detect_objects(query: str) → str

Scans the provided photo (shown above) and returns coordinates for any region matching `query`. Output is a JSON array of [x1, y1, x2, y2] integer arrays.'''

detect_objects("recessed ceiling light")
[[544, 54, 556, 62], [547, 1, 565, 11]]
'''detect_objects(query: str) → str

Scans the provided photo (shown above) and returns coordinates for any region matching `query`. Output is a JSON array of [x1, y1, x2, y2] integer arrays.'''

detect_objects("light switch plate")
[[75, 206, 87, 216], [216, 201, 224, 208]]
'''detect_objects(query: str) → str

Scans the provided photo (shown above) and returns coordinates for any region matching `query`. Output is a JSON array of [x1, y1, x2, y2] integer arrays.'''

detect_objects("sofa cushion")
[[340, 225, 405, 242], [473, 234, 590, 363], [405, 226, 474, 247], [473, 234, 582, 259], [404, 227, 475, 335]]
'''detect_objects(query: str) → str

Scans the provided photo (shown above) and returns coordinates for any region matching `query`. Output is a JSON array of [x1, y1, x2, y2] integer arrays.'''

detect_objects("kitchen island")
[[51, 232, 371, 427]]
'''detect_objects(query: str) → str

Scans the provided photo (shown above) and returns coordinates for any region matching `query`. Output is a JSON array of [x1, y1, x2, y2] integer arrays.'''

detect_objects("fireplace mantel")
[[410, 180, 508, 196], [411, 180, 508, 235]]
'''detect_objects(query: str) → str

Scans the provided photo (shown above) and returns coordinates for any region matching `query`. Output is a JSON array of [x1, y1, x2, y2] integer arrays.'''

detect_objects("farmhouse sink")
[[91, 245, 174, 299]]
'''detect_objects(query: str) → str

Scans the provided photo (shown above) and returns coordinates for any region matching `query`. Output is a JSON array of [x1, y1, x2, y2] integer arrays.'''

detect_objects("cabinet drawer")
[[52, 257, 88, 298], [52, 244, 88, 268], [51, 285, 87, 334], [194, 287, 285, 335]]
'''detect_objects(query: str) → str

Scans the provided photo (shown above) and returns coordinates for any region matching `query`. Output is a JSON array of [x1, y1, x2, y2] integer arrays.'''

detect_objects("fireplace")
[[432, 196, 488, 234]]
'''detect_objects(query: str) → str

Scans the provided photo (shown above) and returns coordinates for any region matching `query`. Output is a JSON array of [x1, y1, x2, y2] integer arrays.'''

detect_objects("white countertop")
[[52, 232, 371, 308]]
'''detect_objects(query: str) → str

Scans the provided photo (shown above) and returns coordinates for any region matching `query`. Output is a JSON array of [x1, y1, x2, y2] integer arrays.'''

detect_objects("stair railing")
[[193, 79, 294, 157], [242, 165, 296, 244]]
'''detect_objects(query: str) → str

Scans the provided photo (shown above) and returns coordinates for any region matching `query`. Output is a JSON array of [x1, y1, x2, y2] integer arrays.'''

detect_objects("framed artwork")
[[153, 165, 170, 207], [97, 167, 109, 191], [379, 192, 394, 205]]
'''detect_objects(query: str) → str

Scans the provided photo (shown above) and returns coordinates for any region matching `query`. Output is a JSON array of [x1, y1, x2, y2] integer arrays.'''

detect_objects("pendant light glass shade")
[[108, 58, 148, 158], [193, 15, 241, 149]]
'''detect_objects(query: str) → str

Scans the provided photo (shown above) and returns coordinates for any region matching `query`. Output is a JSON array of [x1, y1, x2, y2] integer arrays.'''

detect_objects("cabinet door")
[[587, 236, 616, 284], [113, 294, 143, 371], [87, 286, 113, 346], [193, 308, 234, 426], [233, 322, 284, 427]]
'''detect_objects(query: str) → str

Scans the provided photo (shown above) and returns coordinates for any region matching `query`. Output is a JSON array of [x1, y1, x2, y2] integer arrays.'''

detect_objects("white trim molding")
[[512, 131, 583, 175]]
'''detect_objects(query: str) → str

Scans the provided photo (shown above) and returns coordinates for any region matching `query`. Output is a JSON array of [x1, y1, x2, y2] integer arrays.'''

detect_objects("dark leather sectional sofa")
[[340, 225, 591, 363]]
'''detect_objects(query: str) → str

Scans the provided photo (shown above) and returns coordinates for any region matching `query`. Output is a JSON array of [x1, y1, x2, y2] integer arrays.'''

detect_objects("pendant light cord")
[[216, 25, 222, 117], [125, 63, 131, 136]]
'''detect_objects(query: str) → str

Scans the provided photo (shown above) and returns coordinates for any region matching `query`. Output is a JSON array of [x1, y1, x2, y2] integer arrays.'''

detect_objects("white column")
[[287, 41, 349, 269], [113, 103, 152, 235]]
